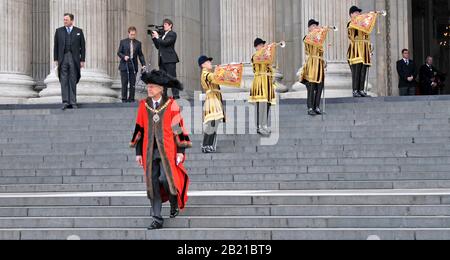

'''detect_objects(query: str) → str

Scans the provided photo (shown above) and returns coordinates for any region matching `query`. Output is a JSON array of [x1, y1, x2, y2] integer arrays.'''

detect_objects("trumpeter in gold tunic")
[[198, 55, 224, 153], [249, 58, 276, 105], [201, 68, 225, 124], [250, 38, 275, 137], [301, 37, 325, 84], [347, 5, 372, 97], [347, 22, 373, 66], [301, 19, 326, 116]]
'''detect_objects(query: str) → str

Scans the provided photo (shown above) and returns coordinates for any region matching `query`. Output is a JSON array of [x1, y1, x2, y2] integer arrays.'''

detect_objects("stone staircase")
[[1, 96, 450, 240]]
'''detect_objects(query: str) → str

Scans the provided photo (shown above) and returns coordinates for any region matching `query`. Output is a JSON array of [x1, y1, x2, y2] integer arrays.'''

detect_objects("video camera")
[[147, 24, 165, 37]]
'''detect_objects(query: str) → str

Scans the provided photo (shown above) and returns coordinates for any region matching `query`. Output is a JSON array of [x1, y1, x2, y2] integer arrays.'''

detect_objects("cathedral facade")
[[0, 0, 448, 104]]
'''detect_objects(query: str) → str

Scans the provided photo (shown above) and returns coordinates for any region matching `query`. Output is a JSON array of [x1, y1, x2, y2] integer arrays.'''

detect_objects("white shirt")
[[66, 26, 74, 33], [162, 30, 171, 40], [152, 97, 162, 108], [404, 59, 409, 65]]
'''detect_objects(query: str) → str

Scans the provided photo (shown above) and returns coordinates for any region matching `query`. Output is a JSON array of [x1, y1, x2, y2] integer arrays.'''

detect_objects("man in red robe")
[[130, 70, 191, 230]]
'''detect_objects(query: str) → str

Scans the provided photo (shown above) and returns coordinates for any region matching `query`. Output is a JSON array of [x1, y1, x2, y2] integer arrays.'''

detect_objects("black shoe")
[[61, 103, 69, 111], [353, 91, 362, 98], [147, 221, 163, 230], [308, 108, 316, 116], [202, 146, 214, 154], [314, 108, 322, 115], [257, 128, 271, 137], [128, 100, 135, 103], [358, 91, 369, 97], [170, 206, 180, 219]]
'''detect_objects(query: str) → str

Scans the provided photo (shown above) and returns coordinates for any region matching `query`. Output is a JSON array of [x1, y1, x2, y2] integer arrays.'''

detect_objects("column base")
[[32, 69, 120, 104], [0, 73, 38, 104]]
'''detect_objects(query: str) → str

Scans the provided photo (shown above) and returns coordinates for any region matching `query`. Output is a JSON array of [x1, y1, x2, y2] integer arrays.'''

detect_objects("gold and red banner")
[[253, 43, 277, 65], [213, 63, 244, 87], [349, 12, 378, 34], [304, 27, 329, 47]]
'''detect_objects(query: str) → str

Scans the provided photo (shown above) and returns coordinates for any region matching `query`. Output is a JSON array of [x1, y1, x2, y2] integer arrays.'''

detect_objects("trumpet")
[[323, 26, 339, 32], [372, 10, 387, 17], [276, 41, 287, 48]]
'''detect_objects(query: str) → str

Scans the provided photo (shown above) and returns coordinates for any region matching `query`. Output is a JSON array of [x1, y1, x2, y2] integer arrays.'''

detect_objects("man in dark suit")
[[396, 49, 417, 96], [419, 56, 440, 95], [117, 26, 147, 103], [151, 19, 180, 99], [53, 13, 86, 110]]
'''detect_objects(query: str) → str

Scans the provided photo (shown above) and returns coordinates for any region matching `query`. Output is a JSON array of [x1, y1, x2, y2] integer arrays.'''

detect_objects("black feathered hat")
[[141, 70, 184, 91]]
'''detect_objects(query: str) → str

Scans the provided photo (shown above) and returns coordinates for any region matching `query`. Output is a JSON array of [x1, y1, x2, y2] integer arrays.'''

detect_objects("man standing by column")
[[396, 49, 417, 96], [54, 13, 86, 110], [118, 26, 147, 103], [151, 19, 180, 99]]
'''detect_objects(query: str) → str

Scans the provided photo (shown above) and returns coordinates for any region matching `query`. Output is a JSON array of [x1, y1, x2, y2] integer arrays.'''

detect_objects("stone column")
[[219, 0, 285, 96], [32, 0, 50, 92], [35, 0, 119, 104], [291, 0, 357, 98], [0, 0, 37, 104]]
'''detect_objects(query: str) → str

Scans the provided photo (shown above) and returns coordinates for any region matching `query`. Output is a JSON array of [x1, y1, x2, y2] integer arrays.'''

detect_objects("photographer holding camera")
[[151, 19, 180, 99]]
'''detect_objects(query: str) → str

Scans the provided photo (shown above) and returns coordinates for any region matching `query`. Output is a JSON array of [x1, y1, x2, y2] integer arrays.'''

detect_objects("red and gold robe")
[[130, 97, 192, 210]]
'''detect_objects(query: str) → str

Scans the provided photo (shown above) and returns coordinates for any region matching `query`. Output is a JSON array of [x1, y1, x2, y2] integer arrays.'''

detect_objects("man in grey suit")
[[53, 13, 86, 110]]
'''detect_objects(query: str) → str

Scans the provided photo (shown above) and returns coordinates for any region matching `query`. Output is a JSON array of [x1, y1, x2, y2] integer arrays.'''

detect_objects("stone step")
[[1, 190, 450, 207], [3, 180, 450, 194], [1, 227, 450, 240], [1, 216, 450, 229], [3, 205, 450, 218], [5, 155, 450, 169]]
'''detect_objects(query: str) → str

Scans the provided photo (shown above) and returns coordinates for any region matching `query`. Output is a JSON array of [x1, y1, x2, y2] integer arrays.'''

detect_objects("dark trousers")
[[120, 63, 137, 102], [420, 85, 437, 96], [399, 86, 416, 96], [202, 120, 220, 149], [60, 53, 77, 105], [256, 102, 271, 128], [350, 63, 369, 92], [306, 82, 323, 109], [159, 58, 179, 98], [150, 158, 178, 225]]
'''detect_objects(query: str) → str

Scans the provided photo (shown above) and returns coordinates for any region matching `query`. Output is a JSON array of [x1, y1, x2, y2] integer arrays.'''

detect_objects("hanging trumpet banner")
[[304, 27, 331, 47], [349, 12, 381, 34], [213, 63, 244, 87], [252, 43, 278, 65]]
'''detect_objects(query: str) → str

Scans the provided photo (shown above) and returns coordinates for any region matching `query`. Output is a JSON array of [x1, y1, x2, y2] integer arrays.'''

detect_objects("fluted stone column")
[[34, 0, 118, 104], [291, 0, 357, 98], [219, 0, 286, 96], [0, 0, 37, 104], [32, 0, 50, 91]]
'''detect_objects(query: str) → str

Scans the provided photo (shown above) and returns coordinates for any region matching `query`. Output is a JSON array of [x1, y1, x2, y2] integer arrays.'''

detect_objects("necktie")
[[154, 102, 159, 109], [130, 40, 134, 60], [67, 27, 71, 34]]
